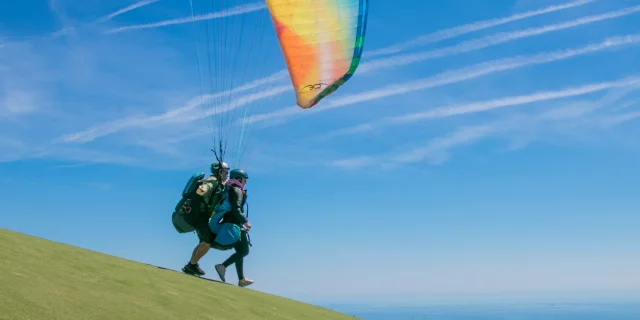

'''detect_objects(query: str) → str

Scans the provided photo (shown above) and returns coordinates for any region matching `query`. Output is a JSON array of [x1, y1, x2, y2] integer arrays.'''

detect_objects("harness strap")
[[244, 197, 251, 247]]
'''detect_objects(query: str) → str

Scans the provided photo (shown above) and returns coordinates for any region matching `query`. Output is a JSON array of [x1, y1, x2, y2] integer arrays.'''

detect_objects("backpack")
[[208, 185, 252, 249], [208, 185, 232, 234], [208, 185, 248, 234], [171, 172, 206, 233]]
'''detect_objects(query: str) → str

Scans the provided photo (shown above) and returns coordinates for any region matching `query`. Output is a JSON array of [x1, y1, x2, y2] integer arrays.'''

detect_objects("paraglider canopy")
[[186, 0, 369, 167], [266, 0, 369, 109]]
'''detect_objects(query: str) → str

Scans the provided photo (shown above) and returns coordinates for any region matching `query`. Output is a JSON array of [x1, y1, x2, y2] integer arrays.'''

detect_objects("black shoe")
[[182, 263, 205, 276]]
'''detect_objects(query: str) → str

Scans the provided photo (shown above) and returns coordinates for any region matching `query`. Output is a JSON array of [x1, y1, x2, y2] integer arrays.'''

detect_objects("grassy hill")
[[0, 228, 356, 320]]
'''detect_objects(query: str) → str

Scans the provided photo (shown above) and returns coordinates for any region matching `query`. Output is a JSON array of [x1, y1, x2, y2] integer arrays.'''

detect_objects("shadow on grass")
[[145, 263, 232, 286]]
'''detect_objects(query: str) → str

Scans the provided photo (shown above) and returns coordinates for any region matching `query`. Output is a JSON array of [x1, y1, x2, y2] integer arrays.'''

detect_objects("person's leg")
[[183, 222, 214, 276], [222, 231, 249, 269], [190, 243, 198, 258], [235, 232, 253, 287], [216, 231, 252, 286], [190, 242, 210, 264]]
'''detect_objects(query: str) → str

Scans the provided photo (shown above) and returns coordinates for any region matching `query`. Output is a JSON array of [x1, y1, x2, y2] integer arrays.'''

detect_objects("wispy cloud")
[[62, 7, 639, 144], [49, 163, 90, 169], [367, 0, 597, 57], [596, 111, 640, 127], [0, 134, 22, 146], [0, 41, 52, 120], [328, 87, 640, 169], [105, 2, 267, 34], [44, 0, 161, 39], [359, 4, 640, 73], [97, 0, 161, 22], [42, 147, 140, 166], [51, 27, 76, 38], [247, 34, 640, 126], [323, 77, 640, 141], [322, 80, 640, 141], [7, 0, 638, 172], [328, 124, 496, 169], [0, 143, 139, 166], [0, 136, 26, 162], [56, 79, 290, 143], [536, 85, 640, 121], [49, 36, 289, 142], [0, 89, 42, 118]]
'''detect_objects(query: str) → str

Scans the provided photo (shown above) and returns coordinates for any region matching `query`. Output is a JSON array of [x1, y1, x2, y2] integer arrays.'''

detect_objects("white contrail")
[[330, 91, 640, 169], [169, 85, 290, 124], [56, 71, 289, 143], [329, 124, 496, 168], [57, 5, 638, 143], [367, 0, 597, 57], [359, 4, 640, 73], [98, 0, 161, 22], [323, 77, 640, 140], [395, 78, 640, 123], [246, 34, 640, 126], [47, 0, 161, 37], [84, 5, 639, 137], [105, 2, 266, 34]]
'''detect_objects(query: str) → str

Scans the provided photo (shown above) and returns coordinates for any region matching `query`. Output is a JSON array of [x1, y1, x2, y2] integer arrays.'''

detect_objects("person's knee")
[[197, 229, 216, 246], [239, 246, 249, 258], [234, 242, 249, 258], [240, 232, 250, 257]]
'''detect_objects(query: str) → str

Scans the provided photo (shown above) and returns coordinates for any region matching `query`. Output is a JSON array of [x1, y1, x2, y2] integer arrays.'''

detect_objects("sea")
[[324, 302, 640, 320]]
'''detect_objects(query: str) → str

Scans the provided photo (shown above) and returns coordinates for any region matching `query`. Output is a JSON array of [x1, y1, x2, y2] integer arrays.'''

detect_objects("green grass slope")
[[0, 228, 356, 320]]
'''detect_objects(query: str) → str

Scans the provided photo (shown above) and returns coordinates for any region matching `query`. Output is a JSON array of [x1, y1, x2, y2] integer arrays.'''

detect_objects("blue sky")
[[2, 0, 640, 306]]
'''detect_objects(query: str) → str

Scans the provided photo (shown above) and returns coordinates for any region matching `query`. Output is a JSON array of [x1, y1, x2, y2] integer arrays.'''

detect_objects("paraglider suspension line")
[[211, 141, 227, 183]]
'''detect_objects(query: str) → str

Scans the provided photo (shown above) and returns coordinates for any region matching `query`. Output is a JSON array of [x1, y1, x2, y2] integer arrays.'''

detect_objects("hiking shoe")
[[182, 263, 205, 276], [239, 278, 254, 287], [215, 264, 226, 282]]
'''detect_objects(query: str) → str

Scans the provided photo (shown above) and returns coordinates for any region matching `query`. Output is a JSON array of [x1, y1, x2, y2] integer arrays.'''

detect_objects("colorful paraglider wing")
[[266, 0, 368, 109]]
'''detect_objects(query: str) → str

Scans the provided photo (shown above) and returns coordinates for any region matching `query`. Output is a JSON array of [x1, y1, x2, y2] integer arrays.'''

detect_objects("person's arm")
[[228, 187, 248, 225]]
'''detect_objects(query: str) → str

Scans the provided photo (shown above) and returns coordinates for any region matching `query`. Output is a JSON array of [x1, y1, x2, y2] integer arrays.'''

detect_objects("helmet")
[[229, 169, 248, 180], [211, 161, 229, 174]]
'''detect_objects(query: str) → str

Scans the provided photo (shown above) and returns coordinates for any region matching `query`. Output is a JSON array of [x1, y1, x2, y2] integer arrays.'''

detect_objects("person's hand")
[[244, 221, 252, 230]]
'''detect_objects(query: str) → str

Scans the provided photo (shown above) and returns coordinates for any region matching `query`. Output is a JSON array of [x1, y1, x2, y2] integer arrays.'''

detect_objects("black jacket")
[[222, 185, 248, 226]]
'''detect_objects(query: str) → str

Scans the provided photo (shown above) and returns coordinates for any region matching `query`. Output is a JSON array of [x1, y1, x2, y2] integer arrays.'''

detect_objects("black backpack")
[[171, 172, 207, 233]]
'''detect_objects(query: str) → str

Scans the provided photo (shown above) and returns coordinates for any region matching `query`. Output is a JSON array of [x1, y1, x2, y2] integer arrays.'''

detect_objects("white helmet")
[[211, 161, 229, 174]]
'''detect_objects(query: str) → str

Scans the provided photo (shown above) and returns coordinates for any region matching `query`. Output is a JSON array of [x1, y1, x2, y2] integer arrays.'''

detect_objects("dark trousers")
[[222, 230, 249, 279]]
